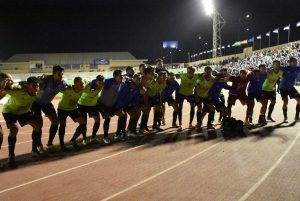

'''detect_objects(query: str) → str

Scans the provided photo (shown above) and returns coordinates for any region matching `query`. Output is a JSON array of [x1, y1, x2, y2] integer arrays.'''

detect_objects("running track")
[[1, 95, 300, 201]]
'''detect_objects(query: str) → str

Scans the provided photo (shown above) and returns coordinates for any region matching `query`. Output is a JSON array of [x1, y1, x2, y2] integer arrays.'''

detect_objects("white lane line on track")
[[0, 145, 146, 195], [100, 142, 221, 201], [238, 129, 300, 201], [0, 112, 191, 194]]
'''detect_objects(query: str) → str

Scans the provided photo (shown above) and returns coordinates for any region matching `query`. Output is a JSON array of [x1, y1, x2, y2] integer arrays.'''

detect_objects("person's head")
[[144, 66, 154, 80], [272, 60, 281, 71], [52, 65, 64, 82], [204, 66, 212, 77], [258, 64, 267, 74], [167, 72, 176, 83], [289, 57, 297, 67], [0, 73, 13, 90], [26, 76, 40, 96], [132, 74, 141, 86], [139, 64, 146, 74], [239, 69, 247, 79], [126, 66, 134, 77], [73, 77, 84, 92], [156, 58, 163, 69], [95, 75, 105, 89], [187, 66, 195, 78], [113, 70, 123, 84], [158, 71, 167, 83], [220, 68, 228, 77]]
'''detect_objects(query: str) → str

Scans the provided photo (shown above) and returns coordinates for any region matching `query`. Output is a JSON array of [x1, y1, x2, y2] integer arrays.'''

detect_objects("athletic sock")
[[172, 111, 178, 125], [8, 136, 16, 156], [267, 104, 275, 118], [283, 108, 288, 119], [58, 124, 66, 146], [296, 104, 300, 119], [48, 124, 58, 145], [0, 136, 2, 150], [196, 111, 202, 126], [91, 122, 100, 138], [103, 118, 111, 138], [32, 131, 41, 151], [71, 124, 86, 141]]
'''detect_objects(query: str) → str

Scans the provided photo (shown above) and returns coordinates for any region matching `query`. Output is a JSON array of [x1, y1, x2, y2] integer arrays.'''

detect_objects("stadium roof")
[[5, 52, 139, 64]]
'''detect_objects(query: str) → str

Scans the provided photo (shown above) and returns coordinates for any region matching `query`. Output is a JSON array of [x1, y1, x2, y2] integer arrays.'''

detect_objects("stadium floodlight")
[[202, 0, 214, 16], [201, 0, 225, 58], [246, 14, 250, 18]]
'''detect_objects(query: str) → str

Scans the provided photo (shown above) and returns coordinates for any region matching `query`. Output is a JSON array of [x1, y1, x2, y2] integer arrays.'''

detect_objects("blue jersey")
[[99, 78, 121, 107], [164, 80, 179, 98], [279, 66, 300, 90], [247, 70, 267, 95], [209, 81, 232, 101], [116, 81, 141, 110]]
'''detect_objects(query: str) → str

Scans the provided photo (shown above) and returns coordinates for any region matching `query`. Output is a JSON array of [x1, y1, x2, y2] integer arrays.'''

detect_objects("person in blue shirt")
[[246, 64, 267, 126], [98, 70, 124, 144], [31, 65, 67, 153], [163, 72, 180, 128], [279, 57, 300, 122]]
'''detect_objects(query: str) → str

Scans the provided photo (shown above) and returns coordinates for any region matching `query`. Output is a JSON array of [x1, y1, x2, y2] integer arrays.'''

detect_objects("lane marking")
[[100, 142, 221, 201], [238, 129, 300, 201], [0, 145, 146, 194]]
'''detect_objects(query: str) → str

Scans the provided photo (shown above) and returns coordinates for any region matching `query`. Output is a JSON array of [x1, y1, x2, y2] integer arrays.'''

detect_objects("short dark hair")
[[289, 57, 297, 62], [273, 60, 280, 64], [113, 70, 122, 77], [96, 75, 104, 82], [139, 63, 146, 68], [52, 65, 64, 74], [126, 66, 133, 72], [220, 68, 228, 72], [27, 76, 40, 84], [73, 77, 82, 84], [158, 71, 167, 77], [258, 64, 266, 69], [144, 66, 154, 75], [187, 66, 195, 72], [204, 66, 212, 71]]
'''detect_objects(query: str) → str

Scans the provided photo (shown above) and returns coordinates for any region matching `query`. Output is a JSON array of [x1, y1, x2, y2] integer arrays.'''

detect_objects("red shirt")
[[229, 75, 250, 95]]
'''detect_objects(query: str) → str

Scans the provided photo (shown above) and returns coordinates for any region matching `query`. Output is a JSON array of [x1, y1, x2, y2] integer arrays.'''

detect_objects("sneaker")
[[267, 116, 276, 122], [127, 130, 138, 138], [103, 137, 111, 144], [114, 133, 123, 141], [90, 137, 102, 143], [152, 126, 163, 132], [196, 125, 203, 133], [244, 120, 254, 127], [188, 124, 196, 130], [172, 124, 179, 128], [284, 117, 288, 122], [37, 146, 46, 154], [139, 129, 149, 135], [82, 139, 89, 146], [8, 155, 17, 169], [207, 125, 215, 130], [46, 144, 61, 152], [121, 132, 128, 141], [60, 145, 68, 152], [177, 125, 183, 132], [70, 140, 80, 150]]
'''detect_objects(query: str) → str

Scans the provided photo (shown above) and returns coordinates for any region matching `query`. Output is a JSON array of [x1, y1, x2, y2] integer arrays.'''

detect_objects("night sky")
[[0, 0, 300, 63]]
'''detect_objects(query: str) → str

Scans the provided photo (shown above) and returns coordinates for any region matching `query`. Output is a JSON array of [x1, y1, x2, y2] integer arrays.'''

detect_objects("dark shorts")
[[261, 90, 276, 101], [98, 103, 117, 118], [148, 95, 161, 107], [78, 104, 99, 118], [176, 93, 195, 103], [219, 94, 225, 104], [214, 99, 225, 112], [248, 93, 263, 102], [280, 87, 300, 100], [57, 109, 82, 122], [31, 101, 57, 117], [195, 96, 209, 105], [228, 93, 248, 105], [3, 112, 36, 128], [163, 96, 176, 106]]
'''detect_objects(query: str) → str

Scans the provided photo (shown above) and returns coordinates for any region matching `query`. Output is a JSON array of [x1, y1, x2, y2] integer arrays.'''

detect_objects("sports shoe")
[[82, 139, 89, 146], [152, 126, 163, 132], [70, 140, 80, 150], [46, 144, 61, 152], [60, 145, 68, 152], [267, 116, 276, 122], [103, 137, 111, 144], [172, 124, 179, 128], [177, 125, 183, 132], [114, 133, 123, 141], [284, 117, 288, 122], [90, 137, 102, 143], [127, 130, 138, 138], [188, 124, 195, 130], [139, 129, 149, 135], [37, 146, 46, 154], [196, 125, 203, 133], [244, 120, 254, 127]]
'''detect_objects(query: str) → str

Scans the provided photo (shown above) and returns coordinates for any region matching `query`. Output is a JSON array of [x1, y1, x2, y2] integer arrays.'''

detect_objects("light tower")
[[202, 0, 225, 58]]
